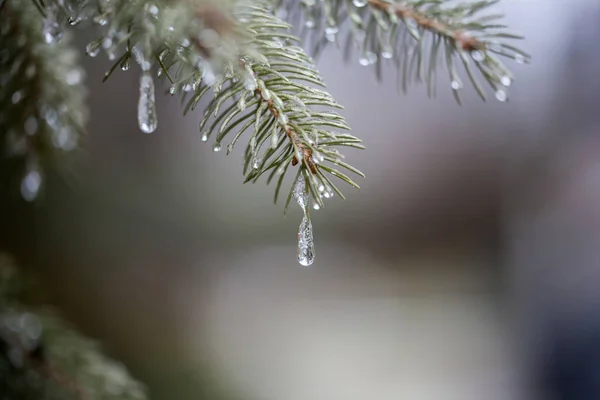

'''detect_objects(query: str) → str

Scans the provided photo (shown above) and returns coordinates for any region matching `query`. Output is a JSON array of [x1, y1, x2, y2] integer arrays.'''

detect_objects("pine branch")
[[0, 0, 87, 201], [0, 254, 147, 400], [281, 0, 530, 102]]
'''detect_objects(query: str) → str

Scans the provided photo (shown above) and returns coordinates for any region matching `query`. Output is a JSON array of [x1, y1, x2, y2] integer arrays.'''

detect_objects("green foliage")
[[0, 254, 148, 400], [280, 0, 529, 103], [0, 0, 87, 202]]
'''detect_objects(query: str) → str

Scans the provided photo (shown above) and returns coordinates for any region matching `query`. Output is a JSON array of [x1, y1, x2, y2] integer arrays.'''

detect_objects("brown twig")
[[368, 0, 484, 51]]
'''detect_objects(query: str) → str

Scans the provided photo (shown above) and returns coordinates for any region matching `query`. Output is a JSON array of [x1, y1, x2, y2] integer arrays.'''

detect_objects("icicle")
[[137, 71, 157, 133], [294, 176, 315, 266]]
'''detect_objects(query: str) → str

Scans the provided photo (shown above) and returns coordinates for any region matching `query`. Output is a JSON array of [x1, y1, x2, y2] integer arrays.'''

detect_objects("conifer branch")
[[281, 0, 530, 102], [0, 0, 87, 201], [0, 254, 147, 399]]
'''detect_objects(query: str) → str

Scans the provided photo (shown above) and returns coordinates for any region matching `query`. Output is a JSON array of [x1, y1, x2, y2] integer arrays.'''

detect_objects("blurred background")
[[6, 0, 600, 398]]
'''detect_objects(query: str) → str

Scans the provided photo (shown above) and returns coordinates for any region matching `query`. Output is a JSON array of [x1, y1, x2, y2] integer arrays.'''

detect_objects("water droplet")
[[24, 117, 38, 135], [313, 203, 320, 210], [305, 19, 315, 28], [21, 168, 42, 202], [500, 76, 512, 87], [147, 4, 159, 16], [495, 89, 508, 102], [515, 54, 526, 64], [353, 0, 368, 7], [53, 126, 77, 150], [120, 57, 131, 71], [201, 132, 209, 142], [252, 157, 260, 169], [318, 184, 325, 193], [11, 91, 22, 104], [66, 69, 83, 85], [312, 151, 324, 164], [213, 143, 221, 152], [471, 50, 484, 62], [102, 37, 113, 49], [137, 71, 157, 133], [86, 41, 101, 57], [451, 79, 463, 90], [381, 46, 393, 59], [325, 26, 339, 35], [358, 56, 370, 66]]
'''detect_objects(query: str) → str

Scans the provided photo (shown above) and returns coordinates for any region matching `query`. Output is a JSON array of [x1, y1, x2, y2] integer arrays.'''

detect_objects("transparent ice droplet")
[[471, 50, 484, 62], [213, 143, 222, 152], [201, 132, 209, 142], [86, 40, 101, 57], [451, 79, 463, 90], [137, 71, 158, 133], [352, 0, 368, 7], [495, 89, 508, 102], [297, 215, 315, 266], [514, 54, 526, 64], [313, 203, 320, 210], [500, 76, 512, 87], [21, 168, 42, 202]]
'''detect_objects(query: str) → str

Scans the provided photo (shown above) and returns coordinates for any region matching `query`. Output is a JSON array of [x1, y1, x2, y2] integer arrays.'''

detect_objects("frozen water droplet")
[[213, 143, 221, 152], [325, 26, 339, 35], [53, 126, 76, 150], [21, 168, 42, 202], [313, 203, 320, 210], [297, 215, 315, 266], [471, 50, 484, 62], [353, 0, 367, 7], [318, 184, 325, 193], [326, 32, 337, 42], [359, 56, 370, 66], [495, 89, 508, 102], [137, 72, 157, 133], [86, 41, 101, 57], [312, 151, 324, 164], [515, 54, 526, 64], [451, 79, 463, 90], [501, 76, 512, 87], [252, 157, 261, 169], [121, 57, 131, 71], [66, 69, 83, 85], [381, 46, 393, 59], [305, 19, 315, 28], [147, 4, 159, 16], [201, 132, 209, 142], [24, 117, 38, 135], [12, 91, 22, 104], [367, 52, 377, 64]]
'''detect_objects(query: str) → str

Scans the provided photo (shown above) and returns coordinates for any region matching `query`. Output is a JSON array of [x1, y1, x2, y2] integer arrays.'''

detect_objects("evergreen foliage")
[[0, 0, 527, 397]]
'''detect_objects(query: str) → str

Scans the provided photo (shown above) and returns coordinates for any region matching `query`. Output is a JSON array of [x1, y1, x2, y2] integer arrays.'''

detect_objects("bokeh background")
[[8, 0, 600, 398]]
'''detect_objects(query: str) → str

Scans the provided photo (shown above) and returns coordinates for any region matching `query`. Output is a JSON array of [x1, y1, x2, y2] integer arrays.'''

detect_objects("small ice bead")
[[201, 132, 208, 142], [213, 143, 221, 152], [501, 76, 512, 87], [353, 0, 367, 7], [495, 89, 508, 102], [451, 79, 462, 90]]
